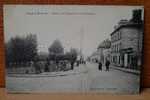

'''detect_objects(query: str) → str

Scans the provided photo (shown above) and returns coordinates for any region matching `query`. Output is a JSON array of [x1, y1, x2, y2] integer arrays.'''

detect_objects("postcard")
[[3, 5, 144, 93]]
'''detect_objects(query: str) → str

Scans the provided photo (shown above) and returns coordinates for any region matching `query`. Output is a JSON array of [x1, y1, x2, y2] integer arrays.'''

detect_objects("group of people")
[[98, 60, 110, 71]]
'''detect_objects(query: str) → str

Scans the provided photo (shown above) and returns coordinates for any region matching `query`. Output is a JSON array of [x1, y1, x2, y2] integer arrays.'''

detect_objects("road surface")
[[6, 62, 140, 93], [85, 62, 140, 93]]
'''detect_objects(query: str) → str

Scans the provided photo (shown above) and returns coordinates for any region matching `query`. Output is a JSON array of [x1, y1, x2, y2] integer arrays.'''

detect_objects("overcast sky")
[[3, 5, 143, 57]]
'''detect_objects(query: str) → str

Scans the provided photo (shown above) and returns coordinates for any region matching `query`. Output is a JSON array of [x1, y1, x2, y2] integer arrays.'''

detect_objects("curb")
[[110, 66, 140, 75], [7, 67, 88, 78]]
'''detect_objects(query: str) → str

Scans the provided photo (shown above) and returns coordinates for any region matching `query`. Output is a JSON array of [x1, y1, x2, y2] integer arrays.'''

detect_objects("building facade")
[[96, 39, 111, 64], [110, 9, 143, 70], [103, 48, 111, 64], [90, 49, 103, 63]]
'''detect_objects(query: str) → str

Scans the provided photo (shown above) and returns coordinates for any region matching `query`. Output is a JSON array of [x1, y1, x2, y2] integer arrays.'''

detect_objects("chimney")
[[131, 9, 142, 23]]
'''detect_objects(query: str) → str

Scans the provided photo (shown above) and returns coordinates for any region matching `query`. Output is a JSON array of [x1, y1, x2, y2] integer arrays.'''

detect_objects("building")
[[110, 9, 143, 70], [89, 39, 111, 63], [90, 51, 101, 63], [103, 48, 111, 64], [97, 39, 111, 64]]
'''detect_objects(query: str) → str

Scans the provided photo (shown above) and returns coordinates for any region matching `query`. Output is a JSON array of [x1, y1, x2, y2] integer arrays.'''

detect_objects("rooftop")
[[97, 39, 111, 49], [110, 20, 143, 36]]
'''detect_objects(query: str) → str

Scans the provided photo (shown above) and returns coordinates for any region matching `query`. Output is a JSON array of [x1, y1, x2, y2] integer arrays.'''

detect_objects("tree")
[[65, 48, 78, 70], [70, 48, 78, 61], [5, 41, 15, 65], [24, 34, 37, 62], [48, 39, 64, 70], [5, 34, 38, 67], [65, 48, 78, 61], [48, 39, 64, 55], [48, 39, 64, 62]]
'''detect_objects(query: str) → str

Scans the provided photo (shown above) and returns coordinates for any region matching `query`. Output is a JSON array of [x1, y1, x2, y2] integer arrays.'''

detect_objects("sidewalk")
[[110, 65, 140, 75], [7, 64, 88, 77]]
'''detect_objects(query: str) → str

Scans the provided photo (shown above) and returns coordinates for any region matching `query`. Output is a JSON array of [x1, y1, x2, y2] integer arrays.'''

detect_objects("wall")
[[121, 27, 141, 52]]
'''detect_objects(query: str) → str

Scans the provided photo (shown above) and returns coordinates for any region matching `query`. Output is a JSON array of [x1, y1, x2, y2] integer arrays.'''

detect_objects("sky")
[[3, 5, 143, 57]]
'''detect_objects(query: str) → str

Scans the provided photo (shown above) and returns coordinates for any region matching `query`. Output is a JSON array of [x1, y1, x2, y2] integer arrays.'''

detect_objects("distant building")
[[110, 9, 143, 70], [90, 39, 111, 63], [103, 48, 111, 64], [90, 51, 101, 63], [97, 39, 111, 64]]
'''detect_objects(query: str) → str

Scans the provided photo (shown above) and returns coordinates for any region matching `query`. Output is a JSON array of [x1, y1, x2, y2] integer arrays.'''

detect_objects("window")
[[119, 31, 122, 39], [118, 44, 119, 52], [117, 32, 119, 40], [119, 42, 122, 50], [118, 31, 120, 40], [116, 44, 118, 52], [119, 56, 121, 64]]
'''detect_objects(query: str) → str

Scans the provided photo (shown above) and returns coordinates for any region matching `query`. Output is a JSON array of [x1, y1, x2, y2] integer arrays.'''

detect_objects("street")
[[85, 62, 140, 93], [6, 62, 140, 93]]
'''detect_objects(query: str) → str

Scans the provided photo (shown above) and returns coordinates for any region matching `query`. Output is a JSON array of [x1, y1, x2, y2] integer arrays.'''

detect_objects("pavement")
[[7, 64, 88, 78], [6, 62, 140, 93], [85, 62, 140, 94], [110, 65, 140, 75]]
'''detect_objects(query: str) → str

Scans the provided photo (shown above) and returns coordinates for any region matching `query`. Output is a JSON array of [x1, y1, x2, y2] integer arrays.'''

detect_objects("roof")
[[110, 20, 143, 36], [97, 39, 111, 49]]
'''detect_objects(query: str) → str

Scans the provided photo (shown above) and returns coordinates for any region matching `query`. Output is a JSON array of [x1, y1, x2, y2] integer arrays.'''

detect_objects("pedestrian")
[[105, 60, 110, 71], [76, 60, 79, 66], [34, 61, 41, 74], [71, 61, 74, 70], [44, 59, 49, 72], [98, 61, 102, 71]]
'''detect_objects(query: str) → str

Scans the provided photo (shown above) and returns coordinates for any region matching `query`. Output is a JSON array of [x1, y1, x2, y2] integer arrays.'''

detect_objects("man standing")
[[98, 61, 102, 71], [105, 60, 110, 71]]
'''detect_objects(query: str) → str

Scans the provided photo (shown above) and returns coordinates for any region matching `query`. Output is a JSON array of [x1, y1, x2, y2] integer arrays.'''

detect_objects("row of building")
[[90, 9, 143, 70]]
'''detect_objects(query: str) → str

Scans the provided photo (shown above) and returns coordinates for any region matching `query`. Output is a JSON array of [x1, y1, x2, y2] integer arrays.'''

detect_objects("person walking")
[[105, 60, 110, 71], [98, 61, 102, 71], [71, 61, 74, 70], [44, 58, 50, 72]]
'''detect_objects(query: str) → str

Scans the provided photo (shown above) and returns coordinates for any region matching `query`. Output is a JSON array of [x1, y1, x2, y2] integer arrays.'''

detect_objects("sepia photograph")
[[3, 5, 144, 93]]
